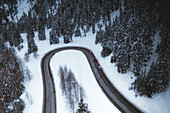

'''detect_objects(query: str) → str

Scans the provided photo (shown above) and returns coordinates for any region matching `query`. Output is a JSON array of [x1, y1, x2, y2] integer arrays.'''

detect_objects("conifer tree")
[[92, 23, 95, 34], [8, 23, 23, 48], [75, 26, 81, 37], [95, 27, 104, 44], [38, 19, 46, 40], [49, 27, 59, 45], [76, 99, 91, 113], [26, 19, 38, 54], [13, 28, 23, 49]]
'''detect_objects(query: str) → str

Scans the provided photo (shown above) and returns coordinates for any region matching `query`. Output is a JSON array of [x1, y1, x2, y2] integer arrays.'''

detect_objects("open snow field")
[[16, 29, 170, 113]]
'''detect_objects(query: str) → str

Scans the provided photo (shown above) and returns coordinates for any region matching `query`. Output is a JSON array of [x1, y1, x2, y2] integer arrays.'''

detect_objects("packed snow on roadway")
[[14, 28, 170, 113]]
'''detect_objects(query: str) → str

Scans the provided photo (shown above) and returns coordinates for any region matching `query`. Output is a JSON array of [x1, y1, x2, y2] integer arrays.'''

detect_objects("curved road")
[[41, 46, 144, 113]]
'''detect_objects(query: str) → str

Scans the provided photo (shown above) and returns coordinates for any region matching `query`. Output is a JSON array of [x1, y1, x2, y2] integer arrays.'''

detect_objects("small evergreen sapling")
[[76, 99, 91, 113]]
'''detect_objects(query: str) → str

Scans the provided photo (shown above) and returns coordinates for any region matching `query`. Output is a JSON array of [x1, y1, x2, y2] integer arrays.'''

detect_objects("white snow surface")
[[16, 28, 170, 113], [15, 0, 31, 21], [50, 50, 120, 113]]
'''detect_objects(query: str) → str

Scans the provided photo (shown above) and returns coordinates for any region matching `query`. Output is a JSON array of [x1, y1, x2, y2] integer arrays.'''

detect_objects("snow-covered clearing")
[[50, 50, 120, 113], [16, 28, 170, 113]]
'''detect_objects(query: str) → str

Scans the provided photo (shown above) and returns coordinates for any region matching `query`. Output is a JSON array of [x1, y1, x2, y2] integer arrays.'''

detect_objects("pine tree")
[[76, 99, 91, 113], [32, 12, 38, 31], [8, 23, 23, 48], [17, 12, 28, 33], [38, 19, 46, 40], [13, 28, 23, 49], [27, 35, 38, 54], [75, 26, 81, 37], [101, 25, 114, 57], [26, 20, 38, 54], [36, 1, 47, 40], [92, 23, 95, 34], [95, 27, 104, 44], [49, 27, 59, 45], [64, 35, 72, 43]]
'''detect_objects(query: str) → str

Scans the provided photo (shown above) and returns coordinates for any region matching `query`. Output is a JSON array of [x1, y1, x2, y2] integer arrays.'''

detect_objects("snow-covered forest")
[[0, 0, 169, 112]]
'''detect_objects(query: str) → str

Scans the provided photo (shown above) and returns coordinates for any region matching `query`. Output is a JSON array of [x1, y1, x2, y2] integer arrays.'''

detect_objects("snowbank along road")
[[41, 46, 144, 113]]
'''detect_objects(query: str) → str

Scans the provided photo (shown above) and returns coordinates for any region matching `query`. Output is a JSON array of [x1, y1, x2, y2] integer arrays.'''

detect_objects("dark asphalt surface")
[[41, 46, 144, 113]]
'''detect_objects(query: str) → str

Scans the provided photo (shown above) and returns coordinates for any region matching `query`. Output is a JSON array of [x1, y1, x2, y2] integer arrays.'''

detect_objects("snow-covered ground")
[[50, 50, 120, 113], [16, 28, 170, 113]]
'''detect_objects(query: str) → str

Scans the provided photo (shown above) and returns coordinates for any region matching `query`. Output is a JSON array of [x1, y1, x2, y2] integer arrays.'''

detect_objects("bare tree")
[[24, 52, 29, 62], [24, 67, 32, 81], [58, 66, 66, 95], [33, 52, 39, 59], [58, 66, 86, 113]]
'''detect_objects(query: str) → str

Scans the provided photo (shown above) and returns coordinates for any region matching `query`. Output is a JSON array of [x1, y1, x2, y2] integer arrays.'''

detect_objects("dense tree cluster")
[[0, 1, 26, 112], [0, 0, 18, 25], [95, 0, 169, 97], [0, 0, 23, 49], [52, 0, 120, 43], [0, 0, 169, 100], [58, 66, 86, 112], [0, 46, 25, 112], [132, 1, 169, 97], [99, 0, 157, 75], [6, 22, 24, 50], [15, 0, 120, 44]]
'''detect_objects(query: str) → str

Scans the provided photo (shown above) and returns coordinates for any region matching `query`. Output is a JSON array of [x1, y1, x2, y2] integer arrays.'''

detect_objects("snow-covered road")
[[42, 46, 143, 113]]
